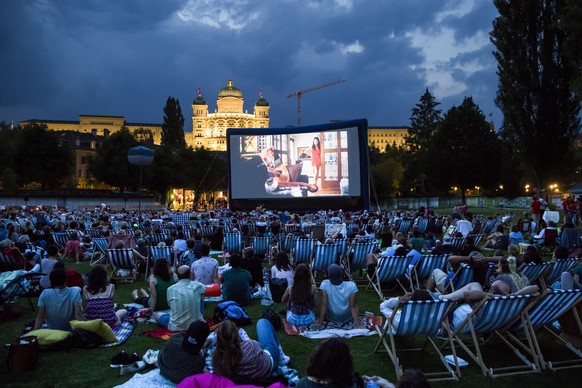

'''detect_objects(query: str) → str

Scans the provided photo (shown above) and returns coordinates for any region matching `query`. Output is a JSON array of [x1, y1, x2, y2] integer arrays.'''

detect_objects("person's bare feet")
[[140, 288, 149, 297], [131, 289, 138, 300]]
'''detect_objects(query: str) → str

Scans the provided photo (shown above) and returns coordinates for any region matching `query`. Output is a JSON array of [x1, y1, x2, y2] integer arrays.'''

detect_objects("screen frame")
[[227, 119, 369, 211]]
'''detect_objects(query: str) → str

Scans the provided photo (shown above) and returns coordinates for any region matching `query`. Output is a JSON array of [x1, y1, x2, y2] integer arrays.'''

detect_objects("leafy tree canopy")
[[161, 96, 186, 150]]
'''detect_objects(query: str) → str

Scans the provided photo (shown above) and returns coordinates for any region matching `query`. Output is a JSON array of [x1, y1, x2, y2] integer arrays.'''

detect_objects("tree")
[[133, 127, 155, 146], [406, 88, 442, 153], [491, 0, 581, 188], [14, 122, 74, 189], [0, 122, 18, 175], [88, 126, 139, 191], [161, 96, 186, 150], [426, 97, 503, 203], [563, 0, 582, 94]]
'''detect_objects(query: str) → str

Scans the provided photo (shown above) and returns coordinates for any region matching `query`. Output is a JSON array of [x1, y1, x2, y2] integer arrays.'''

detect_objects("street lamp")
[[128, 146, 154, 213]]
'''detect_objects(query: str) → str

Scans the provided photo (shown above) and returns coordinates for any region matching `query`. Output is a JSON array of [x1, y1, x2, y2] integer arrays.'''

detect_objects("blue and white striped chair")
[[417, 217, 429, 234], [346, 241, 376, 282], [199, 225, 214, 240], [366, 255, 412, 299], [146, 245, 173, 275], [398, 219, 413, 234], [281, 234, 297, 254], [518, 262, 551, 285], [543, 259, 578, 289], [495, 289, 582, 374], [412, 254, 449, 290], [312, 244, 340, 275], [471, 233, 484, 247], [334, 238, 349, 263], [223, 232, 242, 255], [291, 238, 315, 265], [148, 232, 168, 246], [0, 251, 22, 272], [90, 237, 109, 266], [252, 236, 271, 261], [449, 237, 465, 250], [446, 263, 474, 292], [106, 248, 137, 283], [52, 232, 69, 252], [374, 298, 459, 382], [450, 294, 537, 377]]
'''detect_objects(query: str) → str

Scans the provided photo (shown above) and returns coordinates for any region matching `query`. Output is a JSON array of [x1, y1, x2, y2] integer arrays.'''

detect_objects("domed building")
[[187, 79, 270, 151]]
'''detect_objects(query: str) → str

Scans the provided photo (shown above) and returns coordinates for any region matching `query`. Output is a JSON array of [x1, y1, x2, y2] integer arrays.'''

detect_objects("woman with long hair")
[[213, 318, 286, 380], [132, 258, 176, 319], [297, 338, 358, 387], [271, 251, 294, 287], [282, 263, 317, 326], [84, 264, 127, 327], [303, 137, 321, 187]]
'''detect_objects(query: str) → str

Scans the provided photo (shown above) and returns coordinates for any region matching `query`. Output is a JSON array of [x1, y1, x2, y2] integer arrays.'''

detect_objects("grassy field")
[[2, 207, 581, 387]]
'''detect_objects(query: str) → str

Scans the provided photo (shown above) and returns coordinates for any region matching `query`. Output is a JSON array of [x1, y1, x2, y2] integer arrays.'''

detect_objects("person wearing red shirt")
[[530, 195, 542, 228]]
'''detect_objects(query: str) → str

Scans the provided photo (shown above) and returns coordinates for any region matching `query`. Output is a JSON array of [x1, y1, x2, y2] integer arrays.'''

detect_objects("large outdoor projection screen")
[[227, 119, 369, 211]]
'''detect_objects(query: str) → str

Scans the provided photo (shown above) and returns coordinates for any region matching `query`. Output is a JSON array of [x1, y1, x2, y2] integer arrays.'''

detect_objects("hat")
[[182, 321, 210, 354], [328, 264, 343, 286], [443, 235, 452, 244], [176, 265, 190, 276]]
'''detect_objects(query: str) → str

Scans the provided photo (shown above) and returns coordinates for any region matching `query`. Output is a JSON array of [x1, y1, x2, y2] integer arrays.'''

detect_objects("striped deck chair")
[[471, 233, 484, 247], [518, 262, 551, 285], [366, 255, 412, 299], [86, 229, 102, 238], [445, 263, 474, 292], [492, 289, 582, 374], [252, 236, 271, 261], [147, 245, 174, 275], [148, 232, 168, 246], [334, 238, 349, 264], [245, 222, 257, 238], [412, 254, 449, 290], [345, 223, 360, 237], [433, 218, 446, 234], [284, 224, 299, 235], [53, 232, 69, 252], [374, 299, 459, 381], [281, 234, 297, 254], [291, 238, 315, 265], [398, 219, 413, 234], [312, 244, 340, 276], [482, 219, 498, 235], [106, 248, 137, 283], [346, 241, 376, 280], [417, 218, 429, 234], [449, 294, 537, 377], [223, 232, 242, 255], [90, 237, 109, 266], [0, 251, 23, 272], [170, 213, 191, 225], [449, 237, 465, 250], [199, 225, 214, 240], [543, 259, 578, 289]]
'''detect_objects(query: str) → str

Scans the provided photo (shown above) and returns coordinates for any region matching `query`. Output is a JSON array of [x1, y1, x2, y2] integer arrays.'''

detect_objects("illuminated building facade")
[[368, 126, 410, 150], [187, 80, 270, 151]]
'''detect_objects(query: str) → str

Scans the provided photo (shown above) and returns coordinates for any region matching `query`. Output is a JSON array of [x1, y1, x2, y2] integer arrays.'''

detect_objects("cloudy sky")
[[0, 0, 501, 132]]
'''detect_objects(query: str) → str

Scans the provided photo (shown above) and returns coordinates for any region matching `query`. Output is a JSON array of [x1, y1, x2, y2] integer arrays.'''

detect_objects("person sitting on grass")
[[83, 264, 127, 327], [212, 319, 288, 381], [241, 247, 264, 288], [271, 251, 294, 287], [162, 265, 206, 331], [191, 243, 219, 285], [131, 258, 176, 325], [221, 253, 252, 306], [158, 320, 210, 384], [318, 264, 363, 329], [34, 267, 83, 331], [282, 264, 317, 326]]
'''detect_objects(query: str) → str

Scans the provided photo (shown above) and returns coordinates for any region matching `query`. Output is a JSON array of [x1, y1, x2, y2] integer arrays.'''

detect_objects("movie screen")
[[227, 120, 369, 211]]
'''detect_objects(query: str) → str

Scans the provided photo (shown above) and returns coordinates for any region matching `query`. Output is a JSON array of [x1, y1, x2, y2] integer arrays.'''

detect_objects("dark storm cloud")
[[0, 0, 501, 130]]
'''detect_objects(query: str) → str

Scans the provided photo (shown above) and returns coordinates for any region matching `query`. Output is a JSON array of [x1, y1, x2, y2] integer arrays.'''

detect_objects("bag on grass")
[[212, 300, 251, 326], [7, 336, 39, 374], [69, 328, 104, 349], [261, 304, 282, 331]]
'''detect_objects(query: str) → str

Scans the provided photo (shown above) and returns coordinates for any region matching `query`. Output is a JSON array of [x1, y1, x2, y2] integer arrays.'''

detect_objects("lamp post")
[[127, 146, 154, 213]]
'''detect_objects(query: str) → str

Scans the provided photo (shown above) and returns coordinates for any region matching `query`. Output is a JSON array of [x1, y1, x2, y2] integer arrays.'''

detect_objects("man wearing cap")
[[431, 234, 459, 255], [318, 264, 363, 329], [158, 320, 210, 383], [165, 265, 206, 331]]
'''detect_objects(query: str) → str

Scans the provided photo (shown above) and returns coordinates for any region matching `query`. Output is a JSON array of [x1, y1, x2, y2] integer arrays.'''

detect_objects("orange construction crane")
[[286, 78, 346, 126]]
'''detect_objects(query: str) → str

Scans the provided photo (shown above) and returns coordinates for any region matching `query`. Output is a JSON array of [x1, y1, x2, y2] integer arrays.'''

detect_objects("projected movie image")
[[229, 128, 361, 200]]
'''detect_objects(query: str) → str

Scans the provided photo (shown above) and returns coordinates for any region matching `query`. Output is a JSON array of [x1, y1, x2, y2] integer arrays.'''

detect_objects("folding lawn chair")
[[412, 254, 449, 291], [542, 259, 578, 290], [0, 271, 45, 313], [281, 234, 297, 254], [366, 255, 412, 299], [0, 251, 25, 273], [148, 245, 174, 271], [52, 232, 69, 252], [448, 293, 537, 377], [199, 225, 214, 240], [223, 232, 243, 258], [471, 233, 484, 247], [345, 241, 376, 281], [90, 237, 109, 266], [291, 238, 315, 265], [252, 236, 271, 262], [312, 244, 340, 277], [374, 298, 459, 381], [398, 219, 413, 234], [445, 263, 474, 292], [501, 289, 582, 372], [449, 237, 465, 250], [417, 217, 429, 234], [106, 248, 137, 283], [148, 232, 168, 246], [518, 262, 551, 285]]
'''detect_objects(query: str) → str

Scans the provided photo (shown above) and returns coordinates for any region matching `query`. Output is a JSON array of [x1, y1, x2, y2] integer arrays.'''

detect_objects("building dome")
[[193, 95, 206, 105], [218, 80, 243, 99], [255, 97, 269, 106]]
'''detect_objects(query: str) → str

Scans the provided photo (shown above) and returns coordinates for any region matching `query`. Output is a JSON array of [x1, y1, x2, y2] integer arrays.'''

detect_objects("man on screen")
[[259, 147, 317, 197]]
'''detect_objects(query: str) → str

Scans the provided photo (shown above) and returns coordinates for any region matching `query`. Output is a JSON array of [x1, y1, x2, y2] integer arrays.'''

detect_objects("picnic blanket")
[[141, 327, 176, 340], [100, 319, 136, 348], [114, 368, 175, 388], [283, 316, 382, 338]]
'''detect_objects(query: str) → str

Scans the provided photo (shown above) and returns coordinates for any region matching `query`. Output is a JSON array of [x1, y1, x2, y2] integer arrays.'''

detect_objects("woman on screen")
[[308, 137, 322, 187]]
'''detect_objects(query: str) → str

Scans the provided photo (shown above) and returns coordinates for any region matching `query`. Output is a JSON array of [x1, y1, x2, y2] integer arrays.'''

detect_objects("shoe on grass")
[[142, 349, 159, 365], [111, 351, 141, 368], [120, 360, 146, 375]]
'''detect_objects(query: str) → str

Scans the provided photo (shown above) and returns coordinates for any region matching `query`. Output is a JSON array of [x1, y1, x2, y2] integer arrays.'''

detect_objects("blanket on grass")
[[114, 368, 175, 388], [141, 327, 176, 340], [100, 319, 136, 347], [283, 316, 382, 338]]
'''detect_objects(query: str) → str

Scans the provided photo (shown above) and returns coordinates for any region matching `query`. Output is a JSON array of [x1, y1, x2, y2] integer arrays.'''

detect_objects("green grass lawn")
[[2, 207, 581, 387]]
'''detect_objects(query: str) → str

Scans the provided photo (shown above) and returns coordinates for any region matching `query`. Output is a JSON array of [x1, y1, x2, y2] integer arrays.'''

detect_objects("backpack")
[[212, 301, 251, 326], [261, 304, 282, 331], [69, 328, 104, 349], [268, 277, 288, 303]]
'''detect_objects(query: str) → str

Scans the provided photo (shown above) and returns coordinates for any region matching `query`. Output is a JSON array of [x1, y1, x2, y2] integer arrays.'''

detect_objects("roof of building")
[[193, 95, 207, 105], [218, 80, 243, 99], [369, 126, 410, 130], [255, 97, 269, 106]]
